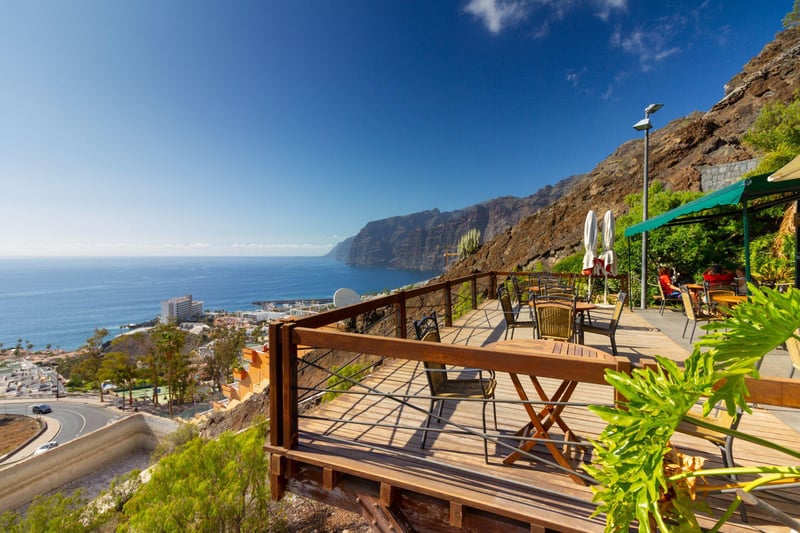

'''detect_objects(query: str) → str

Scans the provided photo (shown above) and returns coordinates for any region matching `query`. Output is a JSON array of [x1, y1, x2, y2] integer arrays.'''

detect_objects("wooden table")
[[485, 338, 614, 484]]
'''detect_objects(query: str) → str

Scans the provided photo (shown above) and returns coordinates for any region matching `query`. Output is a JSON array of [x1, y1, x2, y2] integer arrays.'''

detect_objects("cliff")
[[343, 174, 583, 271]]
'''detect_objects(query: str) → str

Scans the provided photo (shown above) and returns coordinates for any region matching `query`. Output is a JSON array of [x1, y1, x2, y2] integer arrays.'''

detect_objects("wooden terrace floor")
[[273, 301, 800, 532]]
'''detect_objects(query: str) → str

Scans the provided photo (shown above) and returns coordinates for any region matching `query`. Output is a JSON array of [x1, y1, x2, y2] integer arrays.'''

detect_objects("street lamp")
[[633, 103, 663, 310]]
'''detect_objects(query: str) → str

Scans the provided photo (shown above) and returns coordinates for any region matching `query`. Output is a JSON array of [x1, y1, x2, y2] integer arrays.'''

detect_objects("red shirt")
[[703, 272, 734, 283]]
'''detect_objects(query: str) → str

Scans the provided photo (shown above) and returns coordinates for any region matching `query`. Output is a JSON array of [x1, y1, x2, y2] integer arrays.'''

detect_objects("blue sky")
[[0, 1, 791, 257]]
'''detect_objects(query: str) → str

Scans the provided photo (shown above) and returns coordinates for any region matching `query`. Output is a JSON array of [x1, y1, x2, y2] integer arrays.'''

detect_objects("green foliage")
[[0, 490, 87, 532], [553, 252, 584, 273], [150, 422, 199, 462], [742, 91, 800, 167], [120, 420, 284, 532], [453, 281, 481, 320], [205, 326, 246, 392], [785, 0, 800, 28], [457, 228, 481, 259], [586, 286, 800, 531], [322, 361, 372, 402]]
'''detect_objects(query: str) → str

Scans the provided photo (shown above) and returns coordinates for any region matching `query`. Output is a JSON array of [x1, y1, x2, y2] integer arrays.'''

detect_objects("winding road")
[[0, 399, 120, 463]]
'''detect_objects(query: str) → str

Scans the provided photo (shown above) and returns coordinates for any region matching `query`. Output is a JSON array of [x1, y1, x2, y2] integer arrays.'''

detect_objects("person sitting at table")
[[702, 263, 734, 285], [734, 267, 757, 295], [658, 267, 681, 298]]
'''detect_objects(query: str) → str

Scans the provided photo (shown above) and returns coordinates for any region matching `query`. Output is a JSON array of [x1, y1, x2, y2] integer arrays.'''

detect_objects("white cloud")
[[463, 0, 530, 34]]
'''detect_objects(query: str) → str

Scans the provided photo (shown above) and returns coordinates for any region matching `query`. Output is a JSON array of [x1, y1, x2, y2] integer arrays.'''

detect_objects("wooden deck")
[[267, 300, 800, 532]]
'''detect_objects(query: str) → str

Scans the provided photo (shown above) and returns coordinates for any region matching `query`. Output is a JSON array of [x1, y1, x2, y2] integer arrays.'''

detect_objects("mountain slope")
[[445, 25, 800, 278]]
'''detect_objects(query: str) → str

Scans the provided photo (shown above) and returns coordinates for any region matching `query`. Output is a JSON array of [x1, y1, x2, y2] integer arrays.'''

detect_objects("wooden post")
[[444, 280, 453, 327], [281, 322, 299, 451], [268, 320, 283, 448]]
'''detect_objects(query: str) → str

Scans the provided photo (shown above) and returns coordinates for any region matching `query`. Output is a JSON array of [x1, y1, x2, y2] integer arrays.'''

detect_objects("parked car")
[[31, 404, 52, 414], [33, 441, 58, 456]]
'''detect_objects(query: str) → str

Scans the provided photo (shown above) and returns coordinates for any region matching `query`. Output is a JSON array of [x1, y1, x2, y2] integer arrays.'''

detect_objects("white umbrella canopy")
[[599, 210, 617, 276], [582, 210, 599, 275], [768, 154, 800, 182]]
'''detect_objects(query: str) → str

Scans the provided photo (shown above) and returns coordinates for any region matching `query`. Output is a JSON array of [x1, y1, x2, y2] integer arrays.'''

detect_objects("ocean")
[[0, 257, 439, 352]]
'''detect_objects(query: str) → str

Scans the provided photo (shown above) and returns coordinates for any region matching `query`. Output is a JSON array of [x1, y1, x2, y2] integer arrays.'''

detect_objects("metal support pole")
[[640, 128, 650, 310]]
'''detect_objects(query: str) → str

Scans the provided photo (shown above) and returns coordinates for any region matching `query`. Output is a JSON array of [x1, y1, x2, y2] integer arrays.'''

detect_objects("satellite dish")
[[333, 288, 360, 308]]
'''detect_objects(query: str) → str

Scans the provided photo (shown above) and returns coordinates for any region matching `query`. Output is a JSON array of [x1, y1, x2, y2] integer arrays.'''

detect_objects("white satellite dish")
[[333, 288, 360, 308]]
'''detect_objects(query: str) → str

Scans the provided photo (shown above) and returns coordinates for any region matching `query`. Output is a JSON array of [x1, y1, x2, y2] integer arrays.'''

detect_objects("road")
[[0, 400, 120, 456]]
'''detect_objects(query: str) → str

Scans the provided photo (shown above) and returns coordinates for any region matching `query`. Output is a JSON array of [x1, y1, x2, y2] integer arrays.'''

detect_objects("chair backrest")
[[413, 313, 447, 392], [681, 290, 697, 321], [510, 274, 527, 303], [534, 299, 576, 342], [786, 330, 800, 375], [413, 312, 440, 342], [544, 285, 575, 298], [707, 289, 735, 302], [657, 279, 667, 300], [609, 292, 627, 330], [498, 284, 516, 323]]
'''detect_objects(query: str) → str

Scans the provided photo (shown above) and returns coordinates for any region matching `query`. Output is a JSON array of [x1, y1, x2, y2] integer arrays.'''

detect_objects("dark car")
[[31, 404, 52, 414]]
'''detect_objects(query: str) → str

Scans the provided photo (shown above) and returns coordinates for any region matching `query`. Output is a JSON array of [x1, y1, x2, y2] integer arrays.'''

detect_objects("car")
[[31, 404, 52, 414], [33, 441, 58, 456]]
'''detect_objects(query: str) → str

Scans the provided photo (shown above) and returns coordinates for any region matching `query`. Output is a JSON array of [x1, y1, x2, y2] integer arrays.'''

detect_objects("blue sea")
[[0, 257, 439, 352]]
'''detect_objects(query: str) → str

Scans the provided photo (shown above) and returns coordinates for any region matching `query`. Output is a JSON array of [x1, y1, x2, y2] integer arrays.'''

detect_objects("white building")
[[161, 294, 204, 324]]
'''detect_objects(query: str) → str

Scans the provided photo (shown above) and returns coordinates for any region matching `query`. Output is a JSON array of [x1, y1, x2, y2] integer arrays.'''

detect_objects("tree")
[[149, 322, 188, 416], [98, 352, 139, 408], [204, 326, 246, 392], [120, 421, 284, 531], [784, 0, 800, 28], [78, 328, 109, 402], [742, 91, 800, 173], [0, 490, 86, 532]]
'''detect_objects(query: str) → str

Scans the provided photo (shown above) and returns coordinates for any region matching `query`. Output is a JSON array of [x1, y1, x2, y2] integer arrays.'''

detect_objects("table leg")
[[504, 374, 586, 485]]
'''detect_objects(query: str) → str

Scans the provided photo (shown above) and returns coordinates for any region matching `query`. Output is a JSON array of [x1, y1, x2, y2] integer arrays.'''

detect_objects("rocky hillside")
[[444, 25, 800, 279], [338, 174, 583, 271]]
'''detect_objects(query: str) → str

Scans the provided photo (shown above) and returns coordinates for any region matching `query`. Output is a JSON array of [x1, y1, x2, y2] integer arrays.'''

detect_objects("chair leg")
[[421, 399, 437, 449], [689, 322, 697, 343], [482, 399, 489, 464], [682, 318, 689, 339], [610, 335, 617, 356]]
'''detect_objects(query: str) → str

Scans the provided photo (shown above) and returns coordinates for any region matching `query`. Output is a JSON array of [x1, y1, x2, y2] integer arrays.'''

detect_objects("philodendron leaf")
[[587, 287, 800, 532]]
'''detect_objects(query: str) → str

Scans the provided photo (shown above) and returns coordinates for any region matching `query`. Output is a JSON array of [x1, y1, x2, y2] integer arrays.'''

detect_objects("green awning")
[[623, 172, 800, 238]]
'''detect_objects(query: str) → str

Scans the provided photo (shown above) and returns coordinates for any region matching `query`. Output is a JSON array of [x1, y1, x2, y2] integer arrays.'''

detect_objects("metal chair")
[[656, 280, 681, 315], [497, 284, 535, 340], [510, 273, 533, 310], [413, 312, 497, 463], [581, 291, 627, 355]]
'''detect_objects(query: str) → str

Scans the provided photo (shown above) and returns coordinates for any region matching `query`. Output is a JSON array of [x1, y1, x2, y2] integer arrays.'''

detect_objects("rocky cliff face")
[[443, 25, 800, 279], [343, 174, 583, 271], [334, 25, 800, 276]]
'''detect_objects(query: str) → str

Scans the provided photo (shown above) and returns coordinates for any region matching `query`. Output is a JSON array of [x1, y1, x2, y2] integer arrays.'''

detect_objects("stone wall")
[[700, 159, 760, 192]]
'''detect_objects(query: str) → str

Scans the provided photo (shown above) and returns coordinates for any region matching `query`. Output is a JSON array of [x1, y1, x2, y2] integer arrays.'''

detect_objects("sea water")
[[0, 257, 439, 351]]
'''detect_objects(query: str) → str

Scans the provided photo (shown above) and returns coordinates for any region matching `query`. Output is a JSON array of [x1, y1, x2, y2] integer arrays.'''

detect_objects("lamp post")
[[633, 103, 663, 310]]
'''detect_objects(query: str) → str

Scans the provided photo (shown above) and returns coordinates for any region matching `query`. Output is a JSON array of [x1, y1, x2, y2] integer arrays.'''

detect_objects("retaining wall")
[[0, 413, 179, 512], [700, 158, 760, 192]]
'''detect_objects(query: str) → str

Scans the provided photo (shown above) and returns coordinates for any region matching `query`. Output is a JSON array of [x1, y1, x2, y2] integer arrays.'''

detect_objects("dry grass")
[[0, 415, 41, 456]]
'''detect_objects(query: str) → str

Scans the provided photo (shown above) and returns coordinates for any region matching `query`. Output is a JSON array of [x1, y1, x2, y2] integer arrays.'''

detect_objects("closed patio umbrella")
[[599, 210, 617, 304], [582, 210, 599, 276]]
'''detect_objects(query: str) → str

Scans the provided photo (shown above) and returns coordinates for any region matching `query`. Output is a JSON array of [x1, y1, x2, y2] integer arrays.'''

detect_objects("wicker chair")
[[533, 296, 577, 342], [498, 284, 535, 340], [681, 290, 720, 343], [413, 312, 497, 462]]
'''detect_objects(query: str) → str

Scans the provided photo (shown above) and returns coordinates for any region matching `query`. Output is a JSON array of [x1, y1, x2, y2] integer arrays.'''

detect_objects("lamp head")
[[633, 117, 652, 131], [645, 103, 663, 115]]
